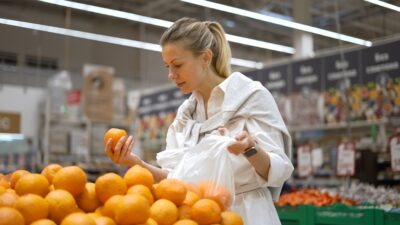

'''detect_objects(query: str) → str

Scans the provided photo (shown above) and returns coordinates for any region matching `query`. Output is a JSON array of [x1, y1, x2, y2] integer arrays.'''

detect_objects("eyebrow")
[[164, 58, 182, 65]]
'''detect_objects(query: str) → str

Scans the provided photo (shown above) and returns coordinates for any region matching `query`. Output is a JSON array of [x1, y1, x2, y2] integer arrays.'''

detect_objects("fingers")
[[105, 139, 114, 161], [228, 131, 253, 155], [120, 136, 134, 162], [114, 136, 127, 163], [218, 127, 227, 135], [234, 131, 248, 141]]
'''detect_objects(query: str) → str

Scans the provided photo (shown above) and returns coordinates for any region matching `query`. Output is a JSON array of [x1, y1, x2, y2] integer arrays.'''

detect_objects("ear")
[[201, 49, 213, 66]]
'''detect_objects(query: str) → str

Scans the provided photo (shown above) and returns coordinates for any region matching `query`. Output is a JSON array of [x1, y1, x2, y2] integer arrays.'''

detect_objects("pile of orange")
[[0, 163, 243, 225]]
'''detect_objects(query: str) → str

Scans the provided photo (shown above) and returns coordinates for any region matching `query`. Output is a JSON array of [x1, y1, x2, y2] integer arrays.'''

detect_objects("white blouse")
[[157, 72, 293, 225]]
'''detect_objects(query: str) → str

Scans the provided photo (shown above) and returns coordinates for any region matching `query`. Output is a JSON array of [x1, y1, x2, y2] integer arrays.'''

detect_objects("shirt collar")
[[192, 73, 232, 102]]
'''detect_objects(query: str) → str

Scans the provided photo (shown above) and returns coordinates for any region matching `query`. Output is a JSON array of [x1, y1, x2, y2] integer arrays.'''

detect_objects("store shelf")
[[289, 119, 388, 133]]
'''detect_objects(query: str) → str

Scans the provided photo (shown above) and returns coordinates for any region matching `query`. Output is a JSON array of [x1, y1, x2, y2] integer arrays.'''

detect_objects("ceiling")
[[66, 0, 400, 58], [1, 0, 400, 67]]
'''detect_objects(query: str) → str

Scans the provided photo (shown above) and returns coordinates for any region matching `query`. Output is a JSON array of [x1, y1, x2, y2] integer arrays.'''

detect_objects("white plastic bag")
[[169, 133, 236, 210]]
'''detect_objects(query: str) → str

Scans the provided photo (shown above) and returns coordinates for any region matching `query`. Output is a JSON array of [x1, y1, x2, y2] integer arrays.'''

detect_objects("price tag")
[[389, 135, 400, 172], [336, 141, 355, 176], [297, 144, 313, 177]]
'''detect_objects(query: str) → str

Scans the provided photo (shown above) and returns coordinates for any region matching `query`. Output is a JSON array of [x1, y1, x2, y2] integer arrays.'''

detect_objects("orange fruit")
[[127, 184, 154, 204], [178, 204, 192, 220], [0, 186, 5, 195], [10, 169, 30, 188], [0, 190, 18, 207], [115, 194, 150, 225], [154, 179, 187, 206], [76, 182, 101, 212], [138, 218, 158, 225], [15, 194, 49, 224], [41, 164, 62, 184], [45, 189, 79, 224], [221, 211, 243, 225], [0, 206, 24, 225], [52, 166, 87, 197], [95, 206, 104, 215], [173, 220, 199, 225], [30, 219, 57, 225], [102, 195, 123, 219], [104, 128, 127, 150], [60, 212, 96, 225], [185, 183, 201, 197], [88, 212, 101, 220], [14, 173, 49, 197], [95, 173, 127, 204], [198, 181, 232, 210], [150, 199, 178, 225], [124, 165, 154, 189], [94, 216, 117, 225], [183, 191, 200, 206], [191, 199, 222, 225], [0, 177, 10, 189]]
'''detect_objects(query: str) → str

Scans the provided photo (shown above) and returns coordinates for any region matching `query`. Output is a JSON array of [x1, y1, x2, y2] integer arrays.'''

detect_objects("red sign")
[[66, 89, 81, 105]]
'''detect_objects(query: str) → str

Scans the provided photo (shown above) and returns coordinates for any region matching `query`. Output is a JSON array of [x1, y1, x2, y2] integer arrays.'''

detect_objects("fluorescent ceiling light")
[[0, 18, 264, 69], [226, 34, 294, 54], [231, 58, 264, 69], [181, 0, 373, 47], [37, 0, 294, 54], [364, 0, 400, 13], [38, 0, 173, 28]]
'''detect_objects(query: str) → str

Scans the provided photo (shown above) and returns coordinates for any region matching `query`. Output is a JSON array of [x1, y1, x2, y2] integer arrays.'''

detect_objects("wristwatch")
[[243, 142, 258, 158]]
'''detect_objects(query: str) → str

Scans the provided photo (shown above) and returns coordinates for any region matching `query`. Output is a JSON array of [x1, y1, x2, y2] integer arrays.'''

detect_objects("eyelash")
[[166, 64, 182, 69]]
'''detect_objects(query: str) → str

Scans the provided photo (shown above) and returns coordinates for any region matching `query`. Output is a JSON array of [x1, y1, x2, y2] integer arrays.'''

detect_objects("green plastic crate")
[[276, 205, 312, 225], [312, 204, 375, 225], [383, 211, 400, 225]]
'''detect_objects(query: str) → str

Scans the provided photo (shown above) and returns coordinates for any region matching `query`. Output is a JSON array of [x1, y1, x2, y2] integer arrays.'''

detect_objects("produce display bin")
[[312, 204, 376, 225], [276, 205, 312, 225], [277, 204, 391, 225], [383, 211, 400, 225]]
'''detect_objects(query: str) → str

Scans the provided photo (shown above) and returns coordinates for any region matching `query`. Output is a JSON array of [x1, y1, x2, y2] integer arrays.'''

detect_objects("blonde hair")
[[160, 17, 231, 78]]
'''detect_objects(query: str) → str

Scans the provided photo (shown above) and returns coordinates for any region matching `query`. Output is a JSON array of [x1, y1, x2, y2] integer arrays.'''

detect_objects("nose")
[[168, 68, 177, 80]]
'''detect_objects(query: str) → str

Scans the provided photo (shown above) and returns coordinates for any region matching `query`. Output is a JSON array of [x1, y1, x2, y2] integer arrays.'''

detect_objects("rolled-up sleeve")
[[246, 117, 294, 188]]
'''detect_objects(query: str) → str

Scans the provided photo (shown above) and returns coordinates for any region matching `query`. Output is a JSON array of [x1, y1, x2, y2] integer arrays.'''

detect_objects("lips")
[[176, 82, 185, 87]]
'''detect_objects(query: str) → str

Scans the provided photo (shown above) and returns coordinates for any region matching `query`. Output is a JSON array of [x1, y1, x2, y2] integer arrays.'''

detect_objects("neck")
[[198, 72, 225, 103]]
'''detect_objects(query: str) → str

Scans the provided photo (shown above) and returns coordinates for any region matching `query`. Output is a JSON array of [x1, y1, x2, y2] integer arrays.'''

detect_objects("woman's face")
[[162, 42, 207, 94]]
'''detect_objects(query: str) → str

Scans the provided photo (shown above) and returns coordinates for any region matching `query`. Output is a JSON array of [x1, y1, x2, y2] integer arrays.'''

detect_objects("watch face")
[[243, 146, 258, 158]]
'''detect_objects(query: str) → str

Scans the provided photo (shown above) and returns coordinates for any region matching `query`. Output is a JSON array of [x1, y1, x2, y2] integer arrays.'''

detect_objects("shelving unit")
[[39, 96, 131, 180], [288, 118, 399, 189]]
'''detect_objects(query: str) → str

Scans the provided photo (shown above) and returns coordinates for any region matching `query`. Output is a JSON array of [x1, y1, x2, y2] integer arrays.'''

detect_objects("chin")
[[179, 86, 192, 94]]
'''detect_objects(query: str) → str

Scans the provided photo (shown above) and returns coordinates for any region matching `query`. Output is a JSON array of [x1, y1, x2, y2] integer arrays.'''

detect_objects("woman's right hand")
[[105, 135, 143, 166]]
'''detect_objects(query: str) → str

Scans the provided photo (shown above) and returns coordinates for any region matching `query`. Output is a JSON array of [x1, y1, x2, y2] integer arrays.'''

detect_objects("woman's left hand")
[[219, 128, 254, 155]]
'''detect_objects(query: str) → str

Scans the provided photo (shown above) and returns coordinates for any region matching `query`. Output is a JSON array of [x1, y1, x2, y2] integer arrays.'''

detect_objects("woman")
[[105, 17, 293, 225]]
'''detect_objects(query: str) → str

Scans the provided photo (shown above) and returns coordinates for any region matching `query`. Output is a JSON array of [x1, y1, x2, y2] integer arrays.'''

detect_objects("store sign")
[[297, 144, 313, 177], [389, 135, 400, 172], [291, 58, 322, 92], [0, 112, 20, 133], [138, 88, 187, 116], [361, 40, 400, 84], [323, 51, 361, 90], [258, 65, 289, 95], [336, 141, 356, 176], [244, 70, 260, 81]]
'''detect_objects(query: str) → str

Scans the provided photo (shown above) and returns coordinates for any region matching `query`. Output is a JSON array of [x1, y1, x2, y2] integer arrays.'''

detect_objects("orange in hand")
[[104, 128, 128, 150]]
